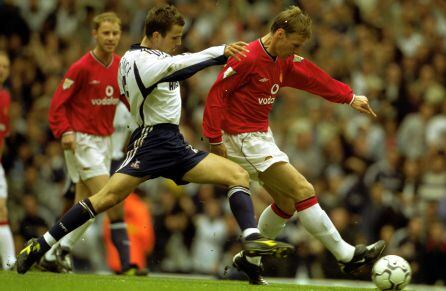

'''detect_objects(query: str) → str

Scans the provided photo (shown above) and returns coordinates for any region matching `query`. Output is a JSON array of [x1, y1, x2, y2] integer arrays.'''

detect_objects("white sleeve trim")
[[349, 94, 356, 105], [209, 141, 223, 145]]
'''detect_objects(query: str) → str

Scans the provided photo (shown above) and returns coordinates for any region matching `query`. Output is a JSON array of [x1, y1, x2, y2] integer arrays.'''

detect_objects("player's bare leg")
[[86, 174, 144, 212], [182, 153, 293, 258]]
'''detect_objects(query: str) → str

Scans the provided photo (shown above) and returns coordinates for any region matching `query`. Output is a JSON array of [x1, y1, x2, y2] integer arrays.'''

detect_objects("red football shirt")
[[0, 88, 10, 150], [203, 39, 353, 143], [49, 52, 128, 138]]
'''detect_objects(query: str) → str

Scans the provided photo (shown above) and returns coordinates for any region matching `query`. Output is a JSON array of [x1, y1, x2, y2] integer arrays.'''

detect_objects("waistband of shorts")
[[143, 123, 179, 131]]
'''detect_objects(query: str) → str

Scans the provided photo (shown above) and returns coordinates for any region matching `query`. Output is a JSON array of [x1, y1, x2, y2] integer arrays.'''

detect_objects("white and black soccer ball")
[[372, 255, 412, 291]]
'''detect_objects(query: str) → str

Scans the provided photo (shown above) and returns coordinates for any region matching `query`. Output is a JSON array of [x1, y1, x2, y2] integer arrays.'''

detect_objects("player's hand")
[[61, 132, 76, 151], [210, 143, 227, 158], [224, 41, 249, 61], [350, 95, 377, 118]]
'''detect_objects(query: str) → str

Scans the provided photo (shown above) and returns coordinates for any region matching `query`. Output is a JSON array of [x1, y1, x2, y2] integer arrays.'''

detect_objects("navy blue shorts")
[[115, 124, 208, 185]]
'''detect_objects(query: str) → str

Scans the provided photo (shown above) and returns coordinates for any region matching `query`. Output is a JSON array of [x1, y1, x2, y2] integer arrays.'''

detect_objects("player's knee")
[[228, 166, 250, 187], [274, 198, 294, 215]]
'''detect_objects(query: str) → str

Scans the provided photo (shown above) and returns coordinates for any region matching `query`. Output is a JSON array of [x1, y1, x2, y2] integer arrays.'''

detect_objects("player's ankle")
[[245, 232, 263, 241]]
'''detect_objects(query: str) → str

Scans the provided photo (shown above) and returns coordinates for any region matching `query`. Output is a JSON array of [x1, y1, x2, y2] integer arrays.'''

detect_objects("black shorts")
[[115, 124, 208, 185]]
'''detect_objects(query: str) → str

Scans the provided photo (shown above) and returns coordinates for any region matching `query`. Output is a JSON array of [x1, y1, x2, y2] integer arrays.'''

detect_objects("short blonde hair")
[[271, 6, 312, 39], [92, 12, 121, 30]]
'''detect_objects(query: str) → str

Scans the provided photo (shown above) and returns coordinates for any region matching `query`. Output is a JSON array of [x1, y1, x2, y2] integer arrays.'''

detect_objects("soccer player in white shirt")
[[17, 4, 293, 275]]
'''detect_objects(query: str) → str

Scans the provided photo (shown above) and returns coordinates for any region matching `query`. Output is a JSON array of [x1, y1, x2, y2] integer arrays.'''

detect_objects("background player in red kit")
[[203, 6, 384, 285], [0, 51, 16, 270], [45, 12, 137, 274]]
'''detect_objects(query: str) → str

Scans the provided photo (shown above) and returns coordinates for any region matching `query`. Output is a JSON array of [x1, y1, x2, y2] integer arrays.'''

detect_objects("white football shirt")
[[118, 45, 226, 127]]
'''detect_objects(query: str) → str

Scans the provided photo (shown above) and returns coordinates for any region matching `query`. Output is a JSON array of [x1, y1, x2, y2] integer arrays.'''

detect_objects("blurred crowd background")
[[1, 0, 446, 285]]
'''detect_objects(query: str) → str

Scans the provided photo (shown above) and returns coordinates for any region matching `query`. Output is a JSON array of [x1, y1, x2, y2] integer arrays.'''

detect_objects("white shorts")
[[64, 132, 112, 183], [223, 128, 289, 182], [0, 164, 7, 198]]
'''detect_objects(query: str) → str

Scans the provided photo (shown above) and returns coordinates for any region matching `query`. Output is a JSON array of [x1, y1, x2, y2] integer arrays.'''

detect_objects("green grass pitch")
[[0, 271, 376, 291]]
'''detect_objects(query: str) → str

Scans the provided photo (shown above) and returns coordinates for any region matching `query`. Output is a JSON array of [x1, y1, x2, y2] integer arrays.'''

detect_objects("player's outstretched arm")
[[350, 95, 377, 118], [138, 42, 248, 87]]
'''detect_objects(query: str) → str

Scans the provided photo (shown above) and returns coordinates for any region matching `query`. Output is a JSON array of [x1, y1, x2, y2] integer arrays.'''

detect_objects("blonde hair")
[[270, 6, 312, 39], [92, 12, 121, 30]]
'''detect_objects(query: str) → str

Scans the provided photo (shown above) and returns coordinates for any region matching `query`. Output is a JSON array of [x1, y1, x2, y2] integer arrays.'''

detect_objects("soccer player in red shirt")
[[203, 6, 384, 284], [45, 12, 136, 274], [0, 51, 16, 270]]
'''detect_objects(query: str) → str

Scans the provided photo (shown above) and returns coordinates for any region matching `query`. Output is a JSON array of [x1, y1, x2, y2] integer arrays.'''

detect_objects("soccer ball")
[[372, 255, 412, 290]]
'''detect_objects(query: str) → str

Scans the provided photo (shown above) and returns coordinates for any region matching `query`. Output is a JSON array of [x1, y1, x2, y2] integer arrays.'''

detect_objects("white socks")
[[297, 203, 355, 262], [258, 205, 289, 239], [246, 204, 291, 266], [247, 202, 355, 266], [44, 218, 95, 261], [242, 227, 260, 239], [0, 224, 16, 269]]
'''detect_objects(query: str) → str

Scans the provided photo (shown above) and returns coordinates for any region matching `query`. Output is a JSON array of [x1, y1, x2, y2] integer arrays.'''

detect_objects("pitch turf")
[[0, 271, 376, 291]]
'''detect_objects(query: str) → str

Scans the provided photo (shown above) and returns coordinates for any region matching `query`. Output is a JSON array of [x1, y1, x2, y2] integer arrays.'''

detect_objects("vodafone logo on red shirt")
[[258, 97, 276, 105], [258, 84, 279, 105], [91, 85, 119, 106], [91, 97, 119, 106]]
